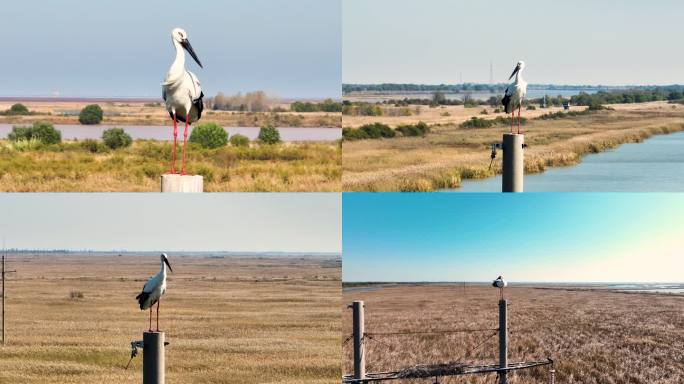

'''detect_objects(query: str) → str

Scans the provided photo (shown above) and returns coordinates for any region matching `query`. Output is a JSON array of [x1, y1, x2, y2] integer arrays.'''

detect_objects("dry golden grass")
[[0, 254, 341, 384], [342, 284, 684, 384], [0, 100, 341, 128], [342, 102, 684, 191], [0, 141, 341, 192]]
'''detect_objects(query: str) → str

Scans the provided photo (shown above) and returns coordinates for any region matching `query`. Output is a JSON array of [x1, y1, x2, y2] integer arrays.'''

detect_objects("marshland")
[[0, 253, 341, 384], [342, 283, 684, 384], [342, 100, 684, 191]]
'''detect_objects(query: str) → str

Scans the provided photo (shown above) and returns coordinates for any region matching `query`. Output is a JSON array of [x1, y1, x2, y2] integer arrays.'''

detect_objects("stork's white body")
[[162, 38, 203, 123], [503, 72, 527, 114], [138, 262, 168, 310]]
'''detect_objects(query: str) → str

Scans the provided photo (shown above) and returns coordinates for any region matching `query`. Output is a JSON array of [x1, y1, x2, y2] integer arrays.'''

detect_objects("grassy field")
[[0, 100, 341, 128], [0, 140, 341, 192], [0, 254, 341, 384], [342, 101, 684, 191], [342, 284, 684, 384]]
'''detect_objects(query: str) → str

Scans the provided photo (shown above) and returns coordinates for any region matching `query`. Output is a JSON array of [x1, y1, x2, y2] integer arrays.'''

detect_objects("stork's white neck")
[[160, 259, 168, 276], [165, 39, 185, 84]]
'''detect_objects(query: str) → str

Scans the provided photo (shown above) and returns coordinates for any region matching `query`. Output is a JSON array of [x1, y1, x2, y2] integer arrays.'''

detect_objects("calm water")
[[0, 124, 341, 142], [455, 131, 684, 192]]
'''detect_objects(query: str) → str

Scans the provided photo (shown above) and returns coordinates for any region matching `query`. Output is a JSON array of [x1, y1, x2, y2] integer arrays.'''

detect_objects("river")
[[454, 130, 684, 192], [0, 124, 341, 142]]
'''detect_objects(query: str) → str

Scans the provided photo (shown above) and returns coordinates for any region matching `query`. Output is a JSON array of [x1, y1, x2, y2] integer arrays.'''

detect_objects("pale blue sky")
[[1, 0, 341, 98], [343, 0, 684, 85], [0, 194, 341, 253], [343, 193, 684, 283]]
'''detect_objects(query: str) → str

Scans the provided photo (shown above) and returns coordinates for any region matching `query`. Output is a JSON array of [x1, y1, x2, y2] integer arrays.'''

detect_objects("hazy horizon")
[[343, 0, 684, 86], [0, 194, 342, 253], [2, 0, 341, 99]]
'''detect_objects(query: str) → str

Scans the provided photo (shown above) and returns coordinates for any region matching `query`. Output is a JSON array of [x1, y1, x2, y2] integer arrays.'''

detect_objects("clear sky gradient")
[[343, 193, 683, 283], [2, 0, 341, 98], [343, 0, 684, 85], [0, 194, 341, 253]]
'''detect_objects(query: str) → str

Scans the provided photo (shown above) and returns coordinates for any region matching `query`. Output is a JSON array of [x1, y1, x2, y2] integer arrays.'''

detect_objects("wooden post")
[[352, 301, 365, 381], [499, 299, 508, 384], [502, 133, 524, 192], [143, 332, 165, 384]]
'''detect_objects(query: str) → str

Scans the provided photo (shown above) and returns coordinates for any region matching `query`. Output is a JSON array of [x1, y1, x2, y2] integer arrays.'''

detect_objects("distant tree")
[[258, 125, 281, 144], [102, 128, 133, 149], [8, 103, 30, 115], [189, 123, 228, 148], [79, 104, 103, 124], [432, 91, 447, 105]]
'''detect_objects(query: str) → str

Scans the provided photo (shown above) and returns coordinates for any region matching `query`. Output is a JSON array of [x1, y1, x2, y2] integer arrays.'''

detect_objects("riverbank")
[[0, 100, 342, 128], [343, 102, 684, 191], [0, 140, 341, 192]]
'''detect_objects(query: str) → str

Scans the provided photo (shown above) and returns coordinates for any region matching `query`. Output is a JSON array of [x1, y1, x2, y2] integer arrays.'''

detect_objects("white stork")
[[162, 27, 204, 175], [501, 61, 527, 134], [136, 253, 173, 332], [492, 275, 507, 300]]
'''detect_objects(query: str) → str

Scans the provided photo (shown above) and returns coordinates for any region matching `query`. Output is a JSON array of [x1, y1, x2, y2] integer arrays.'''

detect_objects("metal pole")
[[502, 133, 524, 192], [352, 301, 366, 381], [2, 255, 5, 346], [499, 299, 508, 384], [143, 332, 165, 384]]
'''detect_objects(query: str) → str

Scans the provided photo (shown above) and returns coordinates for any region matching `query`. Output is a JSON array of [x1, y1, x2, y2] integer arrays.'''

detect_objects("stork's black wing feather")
[[502, 93, 512, 114], [136, 291, 150, 310], [194, 91, 204, 121]]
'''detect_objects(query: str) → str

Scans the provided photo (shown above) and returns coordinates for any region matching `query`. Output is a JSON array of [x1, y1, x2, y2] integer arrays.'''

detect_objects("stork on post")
[[501, 61, 527, 134], [162, 28, 204, 175], [492, 275, 507, 300], [136, 253, 173, 332]]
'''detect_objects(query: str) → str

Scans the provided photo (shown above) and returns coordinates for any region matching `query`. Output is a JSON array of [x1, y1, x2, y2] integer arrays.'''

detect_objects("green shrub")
[[189, 122, 228, 148], [480, 109, 489, 115], [460, 116, 526, 128], [358, 123, 394, 139], [8, 122, 61, 144], [79, 104, 103, 124], [8, 103, 30, 115], [395, 121, 430, 137], [342, 127, 369, 141], [102, 128, 133, 149], [258, 125, 281, 144], [526, 105, 537, 110], [229, 134, 250, 147]]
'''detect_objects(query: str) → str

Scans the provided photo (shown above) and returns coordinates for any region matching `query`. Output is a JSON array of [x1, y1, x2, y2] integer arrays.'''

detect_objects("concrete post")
[[499, 299, 508, 384], [143, 332, 165, 384], [160, 174, 203, 193], [502, 133, 524, 192], [352, 301, 366, 381], [1, 255, 4, 346]]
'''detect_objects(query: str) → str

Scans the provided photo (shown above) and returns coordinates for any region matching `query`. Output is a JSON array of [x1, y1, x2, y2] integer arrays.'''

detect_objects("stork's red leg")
[[149, 307, 152, 332], [156, 299, 160, 332], [170, 113, 178, 174], [518, 105, 522, 134], [181, 114, 189, 175], [510, 111, 514, 133]]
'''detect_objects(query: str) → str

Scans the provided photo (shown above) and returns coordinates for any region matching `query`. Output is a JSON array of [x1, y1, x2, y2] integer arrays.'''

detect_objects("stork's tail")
[[502, 94, 512, 114], [136, 291, 150, 310]]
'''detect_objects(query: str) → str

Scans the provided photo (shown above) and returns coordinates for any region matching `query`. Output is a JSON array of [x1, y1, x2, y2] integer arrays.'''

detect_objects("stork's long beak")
[[508, 65, 520, 80], [180, 39, 203, 68], [164, 257, 173, 273]]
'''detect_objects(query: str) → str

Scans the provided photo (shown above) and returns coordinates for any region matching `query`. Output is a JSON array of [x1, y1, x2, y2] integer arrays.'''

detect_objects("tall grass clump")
[[8, 122, 61, 144], [460, 116, 527, 128], [229, 134, 250, 147]]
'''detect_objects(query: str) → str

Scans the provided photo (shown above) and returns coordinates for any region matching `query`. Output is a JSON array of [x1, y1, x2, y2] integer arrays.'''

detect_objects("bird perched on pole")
[[492, 275, 507, 300], [501, 61, 527, 134], [136, 253, 173, 332], [162, 27, 204, 175]]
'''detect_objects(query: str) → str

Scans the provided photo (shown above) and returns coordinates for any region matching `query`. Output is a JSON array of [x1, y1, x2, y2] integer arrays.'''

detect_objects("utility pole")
[[2, 252, 17, 346]]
